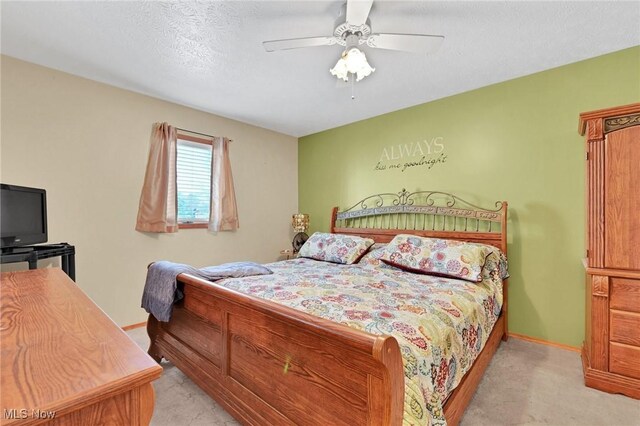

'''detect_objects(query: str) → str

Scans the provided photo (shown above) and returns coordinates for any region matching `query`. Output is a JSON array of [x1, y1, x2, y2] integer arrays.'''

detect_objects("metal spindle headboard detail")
[[334, 188, 506, 234]]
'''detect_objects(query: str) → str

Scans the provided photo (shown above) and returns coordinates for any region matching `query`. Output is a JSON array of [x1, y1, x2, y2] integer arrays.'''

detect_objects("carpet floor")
[[127, 328, 639, 425]]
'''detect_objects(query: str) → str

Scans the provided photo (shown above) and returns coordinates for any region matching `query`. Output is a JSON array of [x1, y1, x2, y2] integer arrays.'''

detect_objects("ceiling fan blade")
[[366, 33, 444, 53], [263, 36, 336, 52], [346, 0, 374, 27]]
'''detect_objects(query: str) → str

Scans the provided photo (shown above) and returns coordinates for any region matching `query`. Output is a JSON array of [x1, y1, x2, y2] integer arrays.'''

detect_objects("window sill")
[[178, 222, 208, 229]]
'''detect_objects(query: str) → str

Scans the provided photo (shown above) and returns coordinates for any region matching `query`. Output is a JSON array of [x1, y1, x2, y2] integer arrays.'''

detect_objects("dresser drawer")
[[610, 278, 640, 313], [610, 343, 640, 380], [610, 310, 640, 346]]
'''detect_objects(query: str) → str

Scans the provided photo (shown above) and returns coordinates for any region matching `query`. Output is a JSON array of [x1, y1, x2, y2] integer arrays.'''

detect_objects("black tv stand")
[[0, 243, 75, 281], [1, 246, 34, 255]]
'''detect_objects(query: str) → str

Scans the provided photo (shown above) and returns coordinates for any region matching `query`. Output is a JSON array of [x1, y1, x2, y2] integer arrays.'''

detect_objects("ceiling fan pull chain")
[[351, 74, 356, 100]]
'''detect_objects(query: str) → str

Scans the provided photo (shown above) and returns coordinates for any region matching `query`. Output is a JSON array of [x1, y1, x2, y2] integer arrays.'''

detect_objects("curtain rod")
[[176, 127, 233, 142]]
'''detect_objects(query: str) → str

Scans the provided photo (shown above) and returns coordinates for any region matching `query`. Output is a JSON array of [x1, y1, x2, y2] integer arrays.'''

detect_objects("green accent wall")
[[298, 46, 640, 348]]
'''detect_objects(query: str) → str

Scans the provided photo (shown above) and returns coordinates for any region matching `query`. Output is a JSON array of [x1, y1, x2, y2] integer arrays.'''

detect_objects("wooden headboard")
[[330, 188, 508, 254]]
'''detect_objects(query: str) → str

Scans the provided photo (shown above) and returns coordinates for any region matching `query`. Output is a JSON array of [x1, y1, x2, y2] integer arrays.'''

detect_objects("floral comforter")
[[217, 257, 504, 425]]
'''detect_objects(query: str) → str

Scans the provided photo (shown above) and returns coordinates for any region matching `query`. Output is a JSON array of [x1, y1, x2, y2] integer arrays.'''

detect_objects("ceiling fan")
[[262, 0, 444, 83]]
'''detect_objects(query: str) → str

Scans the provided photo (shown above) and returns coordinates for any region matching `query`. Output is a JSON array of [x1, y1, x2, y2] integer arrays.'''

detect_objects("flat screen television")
[[1, 184, 48, 250]]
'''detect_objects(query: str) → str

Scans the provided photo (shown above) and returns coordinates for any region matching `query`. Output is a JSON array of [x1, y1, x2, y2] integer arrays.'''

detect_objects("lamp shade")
[[292, 214, 309, 233], [329, 47, 375, 82]]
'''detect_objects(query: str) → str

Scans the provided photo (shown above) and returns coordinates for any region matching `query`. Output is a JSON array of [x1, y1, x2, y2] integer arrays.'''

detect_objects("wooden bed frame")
[[147, 189, 509, 426]]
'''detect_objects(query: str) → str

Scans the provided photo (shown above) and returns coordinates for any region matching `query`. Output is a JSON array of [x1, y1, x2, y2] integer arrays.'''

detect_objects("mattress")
[[218, 257, 504, 426]]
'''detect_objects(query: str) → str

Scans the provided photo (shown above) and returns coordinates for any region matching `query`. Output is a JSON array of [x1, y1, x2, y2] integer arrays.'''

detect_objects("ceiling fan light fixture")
[[329, 47, 375, 82]]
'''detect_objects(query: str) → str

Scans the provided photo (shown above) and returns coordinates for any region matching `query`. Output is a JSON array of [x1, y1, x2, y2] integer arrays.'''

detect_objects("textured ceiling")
[[2, 1, 639, 137]]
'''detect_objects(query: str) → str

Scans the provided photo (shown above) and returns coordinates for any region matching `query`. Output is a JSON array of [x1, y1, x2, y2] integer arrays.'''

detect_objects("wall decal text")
[[374, 137, 448, 173]]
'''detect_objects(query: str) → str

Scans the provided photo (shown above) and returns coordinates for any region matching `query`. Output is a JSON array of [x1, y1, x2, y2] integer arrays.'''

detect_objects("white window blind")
[[176, 139, 212, 223]]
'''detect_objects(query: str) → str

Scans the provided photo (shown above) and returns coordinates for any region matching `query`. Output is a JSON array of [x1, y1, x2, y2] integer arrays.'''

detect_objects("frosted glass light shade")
[[329, 48, 375, 82], [292, 214, 309, 233]]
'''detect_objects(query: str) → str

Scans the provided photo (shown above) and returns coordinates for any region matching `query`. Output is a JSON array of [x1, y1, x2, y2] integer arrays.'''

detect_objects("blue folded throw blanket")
[[142, 260, 273, 322]]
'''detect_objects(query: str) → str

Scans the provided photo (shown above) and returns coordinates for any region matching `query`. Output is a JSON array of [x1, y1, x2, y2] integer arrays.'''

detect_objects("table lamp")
[[291, 214, 309, 252]]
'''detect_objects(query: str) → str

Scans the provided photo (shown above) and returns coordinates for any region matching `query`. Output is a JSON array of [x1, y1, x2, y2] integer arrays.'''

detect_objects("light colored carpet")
[[127, 328, 640, 425]]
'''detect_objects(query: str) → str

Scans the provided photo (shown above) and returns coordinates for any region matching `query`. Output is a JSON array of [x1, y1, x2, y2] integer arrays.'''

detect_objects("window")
[[176, 134, 212, 228]]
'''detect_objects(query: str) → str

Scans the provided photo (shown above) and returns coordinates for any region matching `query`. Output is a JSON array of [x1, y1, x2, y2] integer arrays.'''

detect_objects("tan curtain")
[[135, 122, 178, 233], [209, 137, 239, 232]]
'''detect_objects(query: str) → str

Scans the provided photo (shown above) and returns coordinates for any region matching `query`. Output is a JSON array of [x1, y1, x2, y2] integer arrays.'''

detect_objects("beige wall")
[[0, 55, 298, 326]]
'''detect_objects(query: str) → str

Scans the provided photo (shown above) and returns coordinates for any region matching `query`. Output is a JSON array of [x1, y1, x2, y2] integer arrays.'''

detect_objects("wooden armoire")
[[579, 103, 640, 399]]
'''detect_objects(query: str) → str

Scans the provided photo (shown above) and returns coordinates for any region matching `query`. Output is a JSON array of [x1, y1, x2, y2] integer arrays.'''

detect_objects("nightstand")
[[279, 249, 297, 260]]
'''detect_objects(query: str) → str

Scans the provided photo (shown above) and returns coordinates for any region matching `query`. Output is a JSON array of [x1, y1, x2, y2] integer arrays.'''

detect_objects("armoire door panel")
[[604, 125, 640, 270]]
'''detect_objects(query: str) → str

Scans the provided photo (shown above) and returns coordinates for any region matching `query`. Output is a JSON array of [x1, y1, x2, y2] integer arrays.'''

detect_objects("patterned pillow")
[[357, 244, 399, 270], [482, 249, 510, 282], [380, 235, 493, 282], [299, 232, 375, 265], [357, 243, 386, 267]]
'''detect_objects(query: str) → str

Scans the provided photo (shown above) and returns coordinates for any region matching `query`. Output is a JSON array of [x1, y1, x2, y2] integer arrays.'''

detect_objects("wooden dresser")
[[0, 269, 162, 425], [579, 103, 640, 399]]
